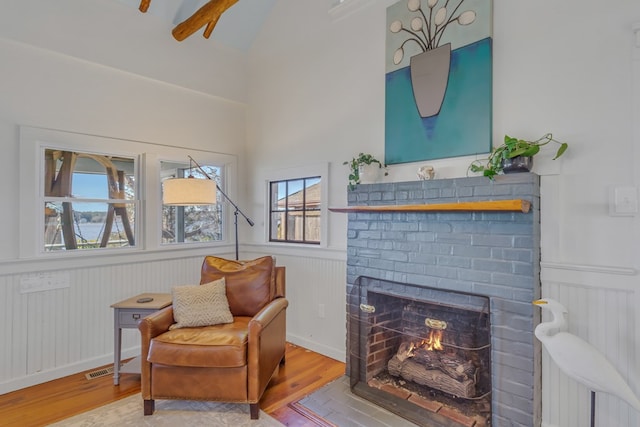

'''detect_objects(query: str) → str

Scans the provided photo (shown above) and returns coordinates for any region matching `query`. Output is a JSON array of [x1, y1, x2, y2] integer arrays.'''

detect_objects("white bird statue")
[[533, 298, 640, 424]]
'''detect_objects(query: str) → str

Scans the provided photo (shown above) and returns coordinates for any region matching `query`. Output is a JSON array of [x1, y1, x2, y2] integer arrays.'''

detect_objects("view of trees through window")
[[269, 176, 321, 244], [43, 149, 136, 251], [161, 161, 223, 244]]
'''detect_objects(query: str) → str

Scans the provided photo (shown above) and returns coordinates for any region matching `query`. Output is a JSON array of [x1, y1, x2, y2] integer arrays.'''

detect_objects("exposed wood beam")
[[138, 0, 238, 41], [139, 0, 150, 13], [172, 0, 239, 41]]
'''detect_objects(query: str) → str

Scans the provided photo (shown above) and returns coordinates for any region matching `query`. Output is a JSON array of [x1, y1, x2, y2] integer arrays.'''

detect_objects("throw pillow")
[[200, 256, 275, 317], [170, 278, 233, 330]]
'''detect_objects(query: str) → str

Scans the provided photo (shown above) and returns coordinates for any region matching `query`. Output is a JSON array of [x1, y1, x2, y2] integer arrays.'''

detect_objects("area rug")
[[49, 394, 283, 426]]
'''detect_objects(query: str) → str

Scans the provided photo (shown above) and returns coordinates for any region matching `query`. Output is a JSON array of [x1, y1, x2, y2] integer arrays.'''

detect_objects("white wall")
[[1, 0, 639, 425], [0, 0, 248, 262], [0, 0, 248, 392], [246, 0, 640, 426]]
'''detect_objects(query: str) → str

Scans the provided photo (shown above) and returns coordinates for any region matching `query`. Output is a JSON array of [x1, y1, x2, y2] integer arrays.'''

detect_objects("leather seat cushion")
[[148, 317, 250, 368]]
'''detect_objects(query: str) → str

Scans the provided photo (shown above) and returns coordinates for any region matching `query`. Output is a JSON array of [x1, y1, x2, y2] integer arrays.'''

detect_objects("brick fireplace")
[[344, 174, 541, 427]]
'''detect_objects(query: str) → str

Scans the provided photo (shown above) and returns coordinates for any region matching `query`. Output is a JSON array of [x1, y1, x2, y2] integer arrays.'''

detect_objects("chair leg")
[[250, 403, 259, 419], [143, 399, 155, 415]]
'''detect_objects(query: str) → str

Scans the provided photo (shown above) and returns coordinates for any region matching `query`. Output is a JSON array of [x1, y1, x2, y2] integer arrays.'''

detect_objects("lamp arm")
[[187, 155, 254, 227]]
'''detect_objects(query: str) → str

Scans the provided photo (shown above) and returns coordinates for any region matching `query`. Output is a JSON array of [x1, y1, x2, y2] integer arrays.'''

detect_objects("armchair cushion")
[[170, 278, 233, 330], [200, 256, 275, 317], [149, 318, 251, 368]]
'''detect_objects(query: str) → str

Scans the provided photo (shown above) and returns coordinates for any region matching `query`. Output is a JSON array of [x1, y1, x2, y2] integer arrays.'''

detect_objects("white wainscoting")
[[0, 248, 347, 394], [0, 254, 209, 394], [540, 263, 640, 427], [244, 247, 347, 362]]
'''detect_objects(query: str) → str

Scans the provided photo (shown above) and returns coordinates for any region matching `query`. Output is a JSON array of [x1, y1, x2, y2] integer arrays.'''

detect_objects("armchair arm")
[[138, 306, 174, 399], [247, 297, 289, 402]]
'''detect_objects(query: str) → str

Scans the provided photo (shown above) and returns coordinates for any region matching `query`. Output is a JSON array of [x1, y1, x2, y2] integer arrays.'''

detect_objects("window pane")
[[160, 161, 223, 244], [270, 212, 286, 241], [268, 176, 321, 244], [271, 182, 286, 212], [305, 210, 321, 241], [286, 179, 305, 211], [42, 149, 136, 252], [304, 178, 321, 210], [162, 204, 222, 243], [44, 201, 135, 251]]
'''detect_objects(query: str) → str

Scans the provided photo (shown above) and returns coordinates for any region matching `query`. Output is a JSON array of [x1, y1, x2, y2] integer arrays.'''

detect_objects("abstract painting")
[[385, 0, 492, 164]]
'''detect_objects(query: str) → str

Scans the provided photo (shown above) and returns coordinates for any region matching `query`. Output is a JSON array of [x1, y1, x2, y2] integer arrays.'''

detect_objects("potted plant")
[[469, 133, 568, 179], [344, 153, 388, 189]]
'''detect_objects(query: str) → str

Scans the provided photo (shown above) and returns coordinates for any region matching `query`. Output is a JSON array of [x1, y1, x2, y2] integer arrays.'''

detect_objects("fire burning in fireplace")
[[349, 278, 492, 427], [399, 320, 446, 357], [425, 329, 443, 350]]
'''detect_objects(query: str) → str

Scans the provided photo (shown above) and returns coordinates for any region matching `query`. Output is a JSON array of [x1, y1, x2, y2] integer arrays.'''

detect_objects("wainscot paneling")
[[243, 246, 347, 362], [540, 263, 639, 427], [0, 252, 225, 394], [0, 247, 347, 394]]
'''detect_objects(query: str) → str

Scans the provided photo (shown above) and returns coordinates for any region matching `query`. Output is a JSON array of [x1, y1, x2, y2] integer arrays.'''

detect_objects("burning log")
[[388, 342, 479, 398], [411, 348, 476, 381], [388, 354, 477, 398]]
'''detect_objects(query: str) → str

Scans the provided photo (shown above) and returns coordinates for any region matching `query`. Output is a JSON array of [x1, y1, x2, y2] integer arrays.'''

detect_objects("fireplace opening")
[[349, 276, 492, 427]]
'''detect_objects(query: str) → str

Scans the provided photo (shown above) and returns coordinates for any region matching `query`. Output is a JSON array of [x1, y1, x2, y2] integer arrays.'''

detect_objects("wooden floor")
[[0, 343, 345, 427]]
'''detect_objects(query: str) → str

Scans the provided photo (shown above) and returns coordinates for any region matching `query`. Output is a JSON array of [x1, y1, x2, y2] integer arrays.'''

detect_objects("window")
[[269, 177, 321, 244], [160, 161, 223, 244], [43, 149, 137, 252], [20, 126, 238, 258]]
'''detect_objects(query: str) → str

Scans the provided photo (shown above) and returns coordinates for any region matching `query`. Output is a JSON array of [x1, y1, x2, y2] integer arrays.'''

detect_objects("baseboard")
[[286, 333, 346, 363], [0, 346, 140, 395]]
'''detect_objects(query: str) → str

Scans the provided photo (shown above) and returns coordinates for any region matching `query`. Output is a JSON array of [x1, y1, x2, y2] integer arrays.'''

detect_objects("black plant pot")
[[501, 156, 533, 174]]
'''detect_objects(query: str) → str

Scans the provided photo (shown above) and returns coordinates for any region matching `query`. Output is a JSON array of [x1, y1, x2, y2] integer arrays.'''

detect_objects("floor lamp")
[[162, 155, 254, 260]]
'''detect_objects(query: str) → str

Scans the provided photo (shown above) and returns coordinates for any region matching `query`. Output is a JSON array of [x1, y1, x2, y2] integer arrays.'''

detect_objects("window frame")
[[42, 148, 139, 252], [264, 163, 329, 248], [159, 159, 225, 246], [269, 176, 322, 245], [19, 126, 238, 259]]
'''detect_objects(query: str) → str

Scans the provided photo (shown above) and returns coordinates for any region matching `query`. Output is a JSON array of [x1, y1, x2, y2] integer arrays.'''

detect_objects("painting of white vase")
[[385, 0, 492, 164]]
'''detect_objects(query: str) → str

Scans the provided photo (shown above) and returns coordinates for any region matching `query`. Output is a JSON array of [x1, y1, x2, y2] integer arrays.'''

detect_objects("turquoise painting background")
[[385, 38, 492, 165]]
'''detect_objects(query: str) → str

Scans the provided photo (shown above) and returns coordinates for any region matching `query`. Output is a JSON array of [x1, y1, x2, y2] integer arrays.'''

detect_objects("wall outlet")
[[20, 272, 70, 294]]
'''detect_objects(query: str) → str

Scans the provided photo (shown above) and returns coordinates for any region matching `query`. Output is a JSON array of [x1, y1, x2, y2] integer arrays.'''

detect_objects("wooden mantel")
[[329, 199, 531, 213]]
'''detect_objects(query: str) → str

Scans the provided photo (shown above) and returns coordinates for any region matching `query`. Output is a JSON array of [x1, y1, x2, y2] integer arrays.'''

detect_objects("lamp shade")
[[162, 177, 216, 205]]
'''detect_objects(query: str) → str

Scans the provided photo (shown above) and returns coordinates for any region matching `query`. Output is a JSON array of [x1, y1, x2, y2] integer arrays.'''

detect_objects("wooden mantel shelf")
[[329, 199, 531, 213]]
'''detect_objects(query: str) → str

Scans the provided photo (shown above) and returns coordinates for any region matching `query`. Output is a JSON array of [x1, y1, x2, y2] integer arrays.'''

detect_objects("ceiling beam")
[[138, 0, 239, 41]]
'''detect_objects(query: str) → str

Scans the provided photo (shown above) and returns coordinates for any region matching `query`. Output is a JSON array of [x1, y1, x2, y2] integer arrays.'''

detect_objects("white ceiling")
[[114, 0, 277, 51]]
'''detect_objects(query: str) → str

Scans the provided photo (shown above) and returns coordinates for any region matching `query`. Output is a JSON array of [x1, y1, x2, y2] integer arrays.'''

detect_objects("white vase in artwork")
[[409, 43, 451, 118]]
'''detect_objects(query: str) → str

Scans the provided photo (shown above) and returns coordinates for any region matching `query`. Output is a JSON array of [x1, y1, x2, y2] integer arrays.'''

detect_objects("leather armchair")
[[138, 256, 288, 419]]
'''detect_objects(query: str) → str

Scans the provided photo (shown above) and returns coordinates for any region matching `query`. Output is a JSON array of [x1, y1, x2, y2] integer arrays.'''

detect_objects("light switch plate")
[[609, 186, 638, 216]]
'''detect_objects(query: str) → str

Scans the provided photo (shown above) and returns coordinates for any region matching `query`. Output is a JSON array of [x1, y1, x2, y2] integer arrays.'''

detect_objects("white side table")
[[111, 293, 171, 385]]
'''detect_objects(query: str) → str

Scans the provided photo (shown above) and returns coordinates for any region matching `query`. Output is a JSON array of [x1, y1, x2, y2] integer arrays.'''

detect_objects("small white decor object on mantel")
[[533, 298, 640, 425], [358, 164, 383, 184], [417, 165, 435, 180]]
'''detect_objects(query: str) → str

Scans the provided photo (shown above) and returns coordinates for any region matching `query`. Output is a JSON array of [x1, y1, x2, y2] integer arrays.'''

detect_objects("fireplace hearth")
[[349, 276, 492, 427], [345, 174, 541, 427]]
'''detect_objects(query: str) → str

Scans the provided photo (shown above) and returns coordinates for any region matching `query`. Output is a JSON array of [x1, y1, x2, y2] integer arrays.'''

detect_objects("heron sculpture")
[[533, 298, 640, 426]]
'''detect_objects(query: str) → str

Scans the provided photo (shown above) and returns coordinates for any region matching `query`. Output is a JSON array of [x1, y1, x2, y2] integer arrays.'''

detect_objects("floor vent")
[[85, 366, 113, 380]]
